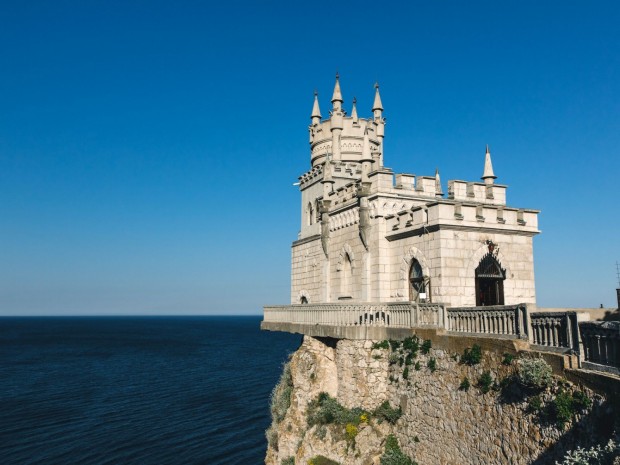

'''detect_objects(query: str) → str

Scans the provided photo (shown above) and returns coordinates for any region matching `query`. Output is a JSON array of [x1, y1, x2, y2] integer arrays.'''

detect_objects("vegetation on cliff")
[[267, 361, 294, 450]]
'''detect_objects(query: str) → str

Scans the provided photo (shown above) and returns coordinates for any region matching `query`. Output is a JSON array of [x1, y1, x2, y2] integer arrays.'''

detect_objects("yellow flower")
[[345, 423, 358, 440], [359, 413, 368, 423]]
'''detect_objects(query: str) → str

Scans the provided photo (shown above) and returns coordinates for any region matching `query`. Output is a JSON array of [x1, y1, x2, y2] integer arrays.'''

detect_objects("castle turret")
[[481, 144, 497, 185], [330, 73, 344, 160], [308, 76, 382, 168], [360, 129, 373, 182]]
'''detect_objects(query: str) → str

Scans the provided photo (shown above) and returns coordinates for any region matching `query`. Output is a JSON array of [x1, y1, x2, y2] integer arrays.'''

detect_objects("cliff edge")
[[265, 335, 618, 465]]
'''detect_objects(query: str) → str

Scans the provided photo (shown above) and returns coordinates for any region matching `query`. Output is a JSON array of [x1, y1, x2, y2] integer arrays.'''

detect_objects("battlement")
[[310, 118, 381, 166]]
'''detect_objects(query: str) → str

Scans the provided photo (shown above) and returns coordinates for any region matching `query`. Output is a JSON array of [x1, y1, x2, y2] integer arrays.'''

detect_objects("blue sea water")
[[0, 316, 301, 465]]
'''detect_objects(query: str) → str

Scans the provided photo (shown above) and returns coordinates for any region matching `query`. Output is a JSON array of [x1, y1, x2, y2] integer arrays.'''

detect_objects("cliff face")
[[265, 335, 615, 465]]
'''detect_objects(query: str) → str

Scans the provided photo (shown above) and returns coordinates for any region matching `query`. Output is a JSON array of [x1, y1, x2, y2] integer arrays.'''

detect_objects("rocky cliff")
[[265, 335, 618, 465]]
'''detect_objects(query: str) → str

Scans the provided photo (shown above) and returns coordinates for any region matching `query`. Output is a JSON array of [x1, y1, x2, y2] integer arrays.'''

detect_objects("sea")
[[0, 316, 301, 465]]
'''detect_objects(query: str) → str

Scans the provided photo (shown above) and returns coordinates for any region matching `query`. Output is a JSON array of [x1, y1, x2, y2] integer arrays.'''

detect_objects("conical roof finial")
[[372, 82, 383, 111], [482, 144, 497, 185], [435, 167, 443, 197], [331, 72, 343, 103], [351, 96, 358, 122], [311, 90, 321, 119]]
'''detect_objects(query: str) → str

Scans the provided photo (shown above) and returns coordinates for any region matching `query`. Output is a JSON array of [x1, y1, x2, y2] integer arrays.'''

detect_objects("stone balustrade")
[[446, 304, 528, 339], [530, 312, 579, 351], [263, 302, 445, 329], [579, 321, 620, 371], [262, 303, 620, 376]]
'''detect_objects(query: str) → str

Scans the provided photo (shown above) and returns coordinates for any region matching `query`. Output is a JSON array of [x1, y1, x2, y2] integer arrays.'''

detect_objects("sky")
[[1, 1, 619, 315]]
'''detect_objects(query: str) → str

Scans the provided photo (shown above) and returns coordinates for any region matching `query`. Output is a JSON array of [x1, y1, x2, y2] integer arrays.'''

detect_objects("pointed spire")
[[481, 144, 497, 185], [351, 97, 358, 122], [311, 90, 321, 120], [331, 72, 343, 103], [372, 82, 383, 111], [435, 168, 443, 197]]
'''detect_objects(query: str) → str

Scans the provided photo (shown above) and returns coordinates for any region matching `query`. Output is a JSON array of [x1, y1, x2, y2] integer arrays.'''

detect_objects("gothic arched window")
[[306, 202, 314, 226], [475, 253, 506, 306], [409, 259, 427, 302], [340, 253, 352, 299]]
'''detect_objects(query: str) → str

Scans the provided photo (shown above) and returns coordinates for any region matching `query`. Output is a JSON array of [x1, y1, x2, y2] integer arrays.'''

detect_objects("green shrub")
[[517, 357, 553, 389], [427, 358, 437, 372], [572, 390, 592, 411], [373, 401, 402, 425], [556, 438, 619, 465], [527, 395, 542, 413], [405, 353, 414, 366], [306, 392, 367, 427], [399, 356, 404, 367], [281, 458, 295, 465], [270, 362, 294, 424], [402, 336, 420, 353], [501, 353, 515, 365], [549, 390, 574, 427], [308, 456, 340, 465], [478, 371, 493, 394], [389, 340, 402, 351], [461, 345, 482, 365], [545, 390, 593, 428], [372, 340, 390, 350], [380, 434, 418, 465], [414, 361, 421, 371], [421, 339, 432, 355], [389, 353, 399, 365], [459, 377, 470, 391], [403, 367, 409, 380]]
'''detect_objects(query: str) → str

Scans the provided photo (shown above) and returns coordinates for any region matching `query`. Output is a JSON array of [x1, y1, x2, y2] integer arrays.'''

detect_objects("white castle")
[[292, 74, 539, 309]]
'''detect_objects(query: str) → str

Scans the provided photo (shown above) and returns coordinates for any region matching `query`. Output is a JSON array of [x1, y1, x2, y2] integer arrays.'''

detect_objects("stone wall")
[[265, 335, 617, 465]]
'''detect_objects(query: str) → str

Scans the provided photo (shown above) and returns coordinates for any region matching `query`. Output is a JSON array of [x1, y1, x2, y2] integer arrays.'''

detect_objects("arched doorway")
[[475, 253, 506, 306], [409, 259, 428, 302]]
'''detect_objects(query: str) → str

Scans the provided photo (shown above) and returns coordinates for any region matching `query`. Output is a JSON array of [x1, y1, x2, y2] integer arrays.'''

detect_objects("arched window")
[[340, 253, 352, 298], [300, 296, 308, 304], [306, 202, 314, 226], [475, 253, 506, 306], [409, 259, 427, 302]]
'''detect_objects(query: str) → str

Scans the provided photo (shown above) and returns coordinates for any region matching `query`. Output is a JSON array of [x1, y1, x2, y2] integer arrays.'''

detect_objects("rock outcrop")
[[265, 335, 617, 465]]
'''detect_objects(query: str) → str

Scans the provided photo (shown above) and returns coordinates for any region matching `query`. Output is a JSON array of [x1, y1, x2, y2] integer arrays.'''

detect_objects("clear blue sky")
[[1, 1, 619, 315]]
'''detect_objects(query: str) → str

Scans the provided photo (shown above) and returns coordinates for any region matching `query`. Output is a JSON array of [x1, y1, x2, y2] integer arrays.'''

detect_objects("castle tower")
[[308, 75, 383, 168]]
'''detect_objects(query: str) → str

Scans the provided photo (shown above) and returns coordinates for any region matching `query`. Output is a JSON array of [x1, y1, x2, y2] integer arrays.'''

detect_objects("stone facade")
[[292, 75, 539, 309]]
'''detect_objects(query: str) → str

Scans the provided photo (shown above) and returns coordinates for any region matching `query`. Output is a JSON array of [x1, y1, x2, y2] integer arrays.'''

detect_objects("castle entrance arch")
[[475, 253, 506, 306]]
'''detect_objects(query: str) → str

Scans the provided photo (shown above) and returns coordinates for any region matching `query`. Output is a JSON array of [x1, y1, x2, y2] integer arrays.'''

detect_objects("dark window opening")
[[475, 253, 506, 306], [409, 259, 428, 302]]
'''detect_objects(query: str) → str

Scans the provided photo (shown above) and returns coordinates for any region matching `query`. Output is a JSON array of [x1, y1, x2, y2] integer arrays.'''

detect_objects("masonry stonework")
[[291, 75, 539, 309]]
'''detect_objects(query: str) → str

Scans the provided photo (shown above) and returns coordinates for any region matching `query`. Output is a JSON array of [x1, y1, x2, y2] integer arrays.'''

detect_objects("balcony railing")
[[579, 321, 620, 370], [530, 311, 579, 352], [446, 304, 528, 339], [262, 302, 619, 374], [263, 302, 445, 329]]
